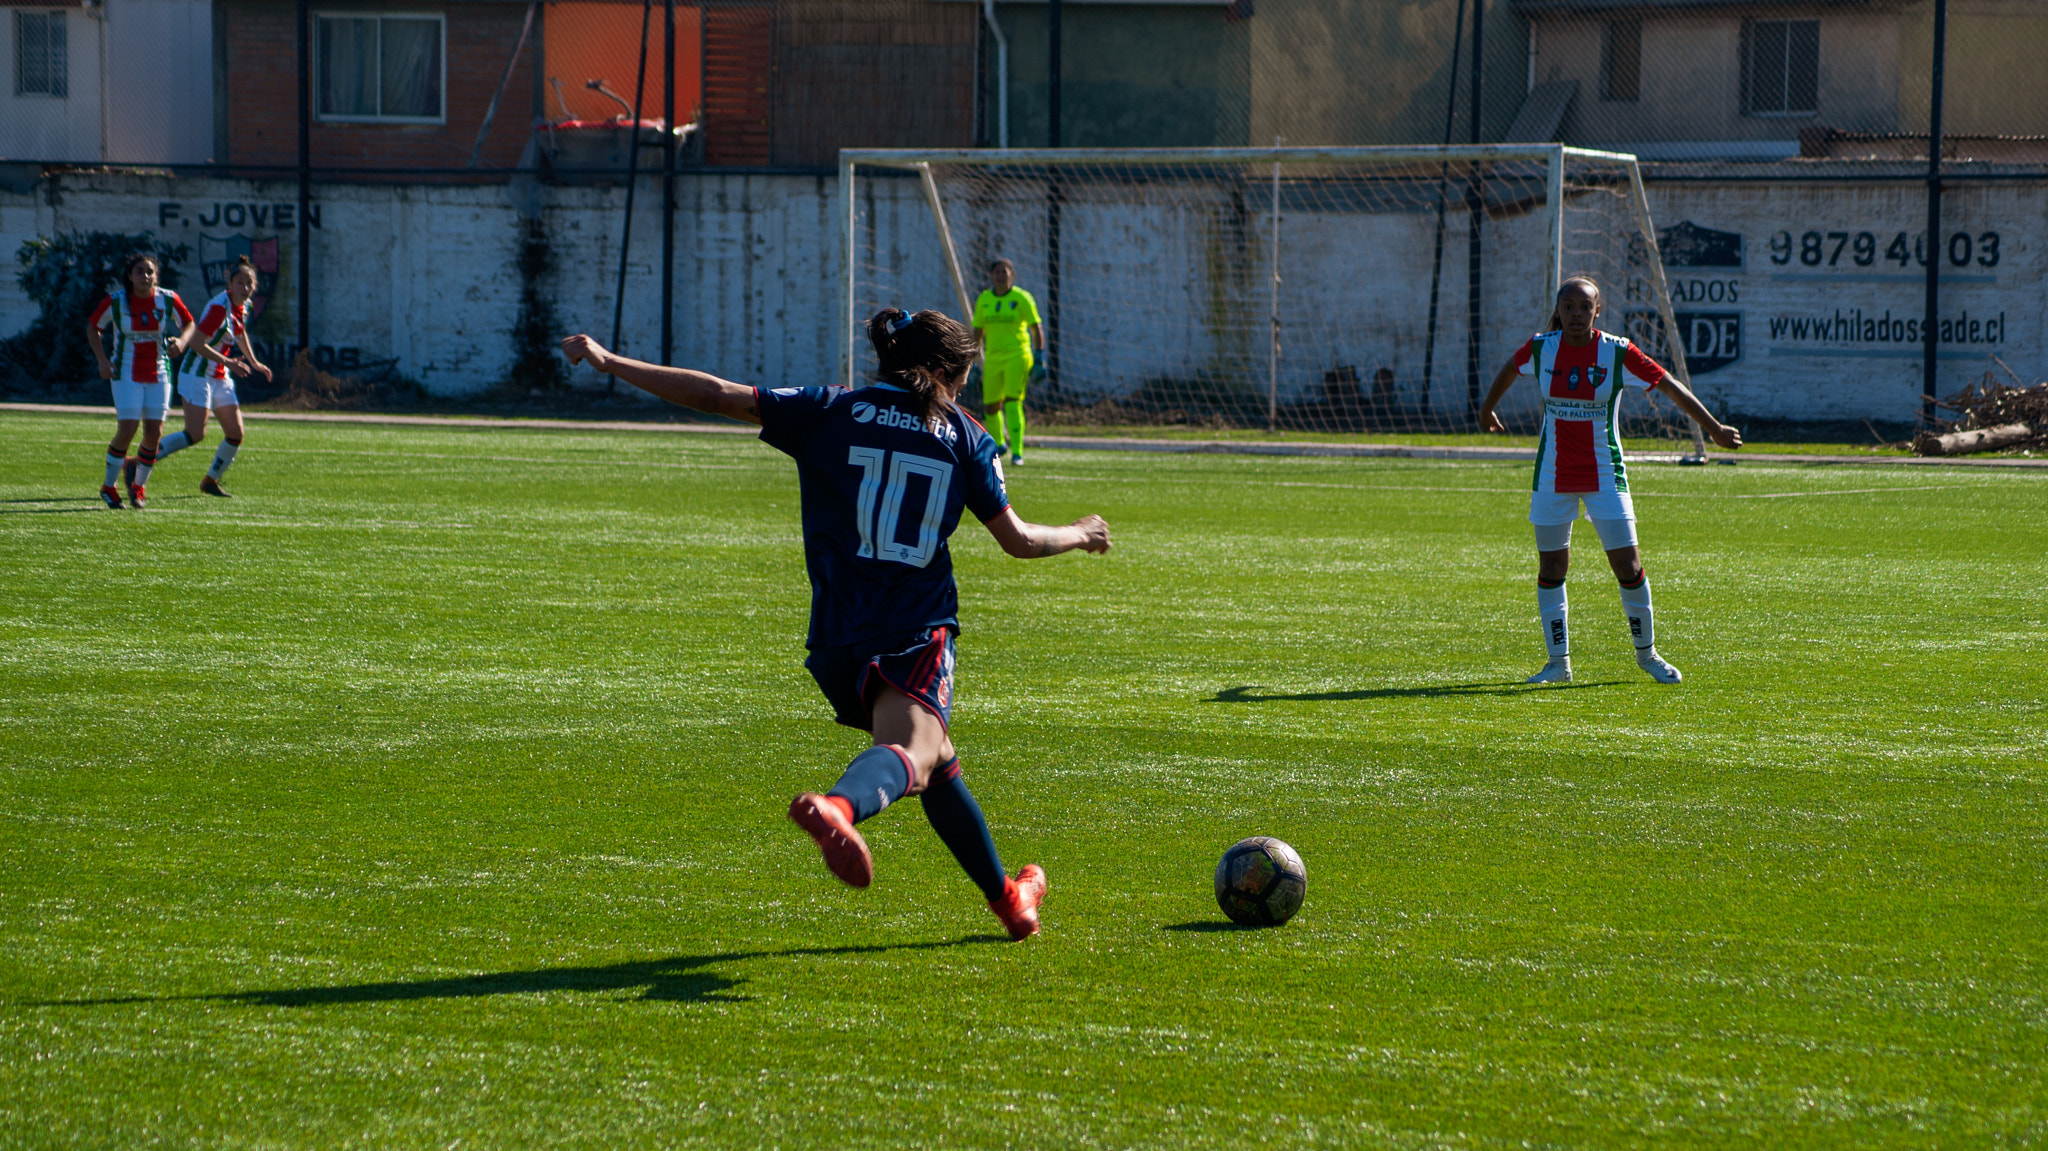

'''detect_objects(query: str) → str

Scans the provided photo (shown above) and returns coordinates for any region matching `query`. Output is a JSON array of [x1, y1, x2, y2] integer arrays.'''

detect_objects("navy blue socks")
[[827, 745, 912, 822], [919, 758, 1007, 901]]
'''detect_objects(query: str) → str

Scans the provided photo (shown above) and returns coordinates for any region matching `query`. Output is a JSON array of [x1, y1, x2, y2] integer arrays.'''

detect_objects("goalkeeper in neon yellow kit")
[[972, 258, 1045, 465]]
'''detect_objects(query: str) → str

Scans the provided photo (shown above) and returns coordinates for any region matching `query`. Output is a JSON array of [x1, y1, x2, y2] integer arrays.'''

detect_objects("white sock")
[[103, 452, 123, 487], [133, 455, 155, 485], [157, 430, 192, 458], [1619, 576, 1654, 650], [208, 439, 240, 481], [1537, 582, 1569, 661]]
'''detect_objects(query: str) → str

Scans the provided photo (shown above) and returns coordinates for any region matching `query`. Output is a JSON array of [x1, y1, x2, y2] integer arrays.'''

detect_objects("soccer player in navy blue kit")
[[561, 309, 1110, 940]]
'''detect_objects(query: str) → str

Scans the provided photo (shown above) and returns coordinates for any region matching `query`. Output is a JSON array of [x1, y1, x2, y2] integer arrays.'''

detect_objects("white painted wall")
[[0, 169, 2040, 424], [0, 8, 107, 163], [104, 0, 212, 163], [0, 0, 211, 165]]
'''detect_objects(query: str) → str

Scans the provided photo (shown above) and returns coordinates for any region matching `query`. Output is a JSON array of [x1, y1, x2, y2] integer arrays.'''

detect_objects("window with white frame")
[[1742, 19, 1819, 116], [316, 13, 444, 122], [16, 11, 67, 98]]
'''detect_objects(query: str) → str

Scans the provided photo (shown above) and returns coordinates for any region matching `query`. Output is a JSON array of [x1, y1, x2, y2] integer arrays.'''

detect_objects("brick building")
[[216, 0, 975, 172]]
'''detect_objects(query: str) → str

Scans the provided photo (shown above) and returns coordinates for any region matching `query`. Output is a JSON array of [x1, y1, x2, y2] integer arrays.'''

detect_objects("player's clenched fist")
[[559, 333, 614, 372], [1071, 514, 1112, 554]]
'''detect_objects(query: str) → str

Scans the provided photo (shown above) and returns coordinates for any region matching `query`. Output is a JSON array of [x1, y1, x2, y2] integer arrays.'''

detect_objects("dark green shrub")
[[2, 231, 192, 384]]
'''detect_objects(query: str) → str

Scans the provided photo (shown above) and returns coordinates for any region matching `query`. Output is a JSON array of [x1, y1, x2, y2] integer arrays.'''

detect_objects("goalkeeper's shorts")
[[981, 354, 1032, 407]]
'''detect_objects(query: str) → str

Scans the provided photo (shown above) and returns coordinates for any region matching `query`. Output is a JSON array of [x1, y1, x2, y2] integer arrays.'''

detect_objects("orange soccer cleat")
[[788, 792, 873, 888], [989, 864, 1047, 940]]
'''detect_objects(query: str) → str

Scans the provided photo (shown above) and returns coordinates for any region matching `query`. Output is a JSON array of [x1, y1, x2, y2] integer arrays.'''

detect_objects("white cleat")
[[1524, 659, 1572, 684], [1636, 647, 1683, 683]]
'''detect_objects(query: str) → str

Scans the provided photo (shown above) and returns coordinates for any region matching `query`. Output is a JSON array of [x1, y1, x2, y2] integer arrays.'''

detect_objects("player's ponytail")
[[867, 307, 978, 423]]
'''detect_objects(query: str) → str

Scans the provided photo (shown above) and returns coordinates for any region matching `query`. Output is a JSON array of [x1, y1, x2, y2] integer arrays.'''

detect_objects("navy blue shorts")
[[805, 626, 956, 731]]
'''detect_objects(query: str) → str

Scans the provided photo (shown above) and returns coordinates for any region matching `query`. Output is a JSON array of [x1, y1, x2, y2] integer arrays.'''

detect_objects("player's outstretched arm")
[[1476, 356, 1522, 432], [983, 507, 1111, 559], [1657, 375, 1742, 450], [560, 334, 761, 425]]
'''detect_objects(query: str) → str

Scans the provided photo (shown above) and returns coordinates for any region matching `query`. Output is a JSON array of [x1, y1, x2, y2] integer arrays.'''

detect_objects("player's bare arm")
[[85, 323, 114, 379], [560, 334, 761, 425], [1477, 356, 1522, 432], [984, 507, 1111, 559], [237, 325, 272, 381], [1655, 375, 1742, 450]]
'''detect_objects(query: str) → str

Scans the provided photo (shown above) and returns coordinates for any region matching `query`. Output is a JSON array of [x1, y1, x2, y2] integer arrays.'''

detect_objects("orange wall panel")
[[544, 3, 703, 126]]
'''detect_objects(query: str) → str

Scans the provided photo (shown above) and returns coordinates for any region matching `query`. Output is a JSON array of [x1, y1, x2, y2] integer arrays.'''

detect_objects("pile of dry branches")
[[1915, 361, 2047, 456], [265, 350, 407, 411]]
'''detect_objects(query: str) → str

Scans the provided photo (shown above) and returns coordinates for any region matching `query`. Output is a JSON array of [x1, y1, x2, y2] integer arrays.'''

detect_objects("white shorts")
[[1531, 490, 1639, 551], [111, 378, 172, 421], [178, 372, 240, 411]]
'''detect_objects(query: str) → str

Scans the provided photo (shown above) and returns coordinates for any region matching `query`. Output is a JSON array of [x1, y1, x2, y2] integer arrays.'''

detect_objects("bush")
[[0, 231, 192, 385]]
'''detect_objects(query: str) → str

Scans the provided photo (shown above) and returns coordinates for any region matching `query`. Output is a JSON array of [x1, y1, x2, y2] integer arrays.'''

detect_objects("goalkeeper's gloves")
[[1028, 363, 1048, 388]]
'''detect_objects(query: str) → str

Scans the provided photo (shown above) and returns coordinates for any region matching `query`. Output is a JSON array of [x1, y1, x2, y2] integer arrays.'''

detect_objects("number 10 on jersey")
[[849, 447, 955, 568]]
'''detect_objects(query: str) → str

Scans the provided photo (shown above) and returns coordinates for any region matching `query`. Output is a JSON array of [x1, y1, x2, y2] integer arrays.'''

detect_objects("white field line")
[[1026, 474, 1974, 500], [10, 402, 2044, 469]]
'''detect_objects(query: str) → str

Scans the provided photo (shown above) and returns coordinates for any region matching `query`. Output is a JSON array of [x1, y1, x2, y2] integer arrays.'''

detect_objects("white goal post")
[[840, 145, 1708, 453]]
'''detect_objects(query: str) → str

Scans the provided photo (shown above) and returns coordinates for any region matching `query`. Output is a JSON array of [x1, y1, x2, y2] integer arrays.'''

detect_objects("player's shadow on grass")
[[0, 497, 117, 514], [1210, 681, 1620, 703], [1161, 921, 1268, 933], [33, 937, 1008, 1010]]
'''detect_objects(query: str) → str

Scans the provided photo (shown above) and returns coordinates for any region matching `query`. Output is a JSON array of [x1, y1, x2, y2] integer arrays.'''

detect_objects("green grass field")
[[2, 409, 2043, 1148]]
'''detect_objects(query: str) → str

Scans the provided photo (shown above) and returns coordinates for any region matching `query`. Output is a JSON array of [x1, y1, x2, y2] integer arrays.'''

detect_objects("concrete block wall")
[[1, 168, 2040, 422]]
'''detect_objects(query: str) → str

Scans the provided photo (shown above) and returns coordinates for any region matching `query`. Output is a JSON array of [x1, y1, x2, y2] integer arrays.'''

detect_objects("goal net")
[[840, 145, 1705, 448]]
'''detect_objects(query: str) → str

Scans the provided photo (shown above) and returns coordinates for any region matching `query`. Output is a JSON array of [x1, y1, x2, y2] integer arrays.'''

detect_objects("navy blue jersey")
[[756, 383, 1011, 649]]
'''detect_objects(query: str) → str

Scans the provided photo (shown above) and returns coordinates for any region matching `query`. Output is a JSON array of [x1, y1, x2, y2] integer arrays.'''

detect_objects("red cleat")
[[99, 484, 123, 510], [788, 792, 873, 888], [989, 864, 1047, 940], [126, 481, 147, 509]]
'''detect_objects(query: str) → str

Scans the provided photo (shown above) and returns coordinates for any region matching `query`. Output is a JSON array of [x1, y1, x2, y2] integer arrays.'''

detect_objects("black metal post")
[[660, 0, 676, 365], [1922, 0, 1947, 423], [296, 0, 311, 359], [1464, 0, 1485, 415], [1047, 0, 1061, 389], [609, 0, 653, 379], [1420, 0, 1467, 416], [1048, 0, 1061, 149]]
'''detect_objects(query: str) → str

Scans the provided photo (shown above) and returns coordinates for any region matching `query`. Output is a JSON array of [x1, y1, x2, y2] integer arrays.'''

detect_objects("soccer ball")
[[1214, 836, 1306, 927]]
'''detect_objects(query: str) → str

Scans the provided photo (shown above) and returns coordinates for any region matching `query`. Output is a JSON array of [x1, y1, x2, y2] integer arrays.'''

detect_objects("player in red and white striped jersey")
[[1478, 276, 1741, 684], [85, 253, 198, 509], [153, 255, 272, 497]]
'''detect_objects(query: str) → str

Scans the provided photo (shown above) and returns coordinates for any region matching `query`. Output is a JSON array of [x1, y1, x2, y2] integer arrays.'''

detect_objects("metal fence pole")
[[661, 0, 676, 366], [296, 0, 311, 360], [1922, 0, 1947, 423]]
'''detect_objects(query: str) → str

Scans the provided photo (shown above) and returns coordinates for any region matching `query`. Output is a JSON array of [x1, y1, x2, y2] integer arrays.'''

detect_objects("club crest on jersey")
[[1591, 366, 1608, 386]]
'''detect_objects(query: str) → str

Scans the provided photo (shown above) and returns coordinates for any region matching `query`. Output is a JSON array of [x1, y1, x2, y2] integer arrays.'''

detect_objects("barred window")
[[1601, 19, 1640, 102], [16, 11, 67, 98], [1742, 19, 1819, 116], [316, 13, 444, 122]]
